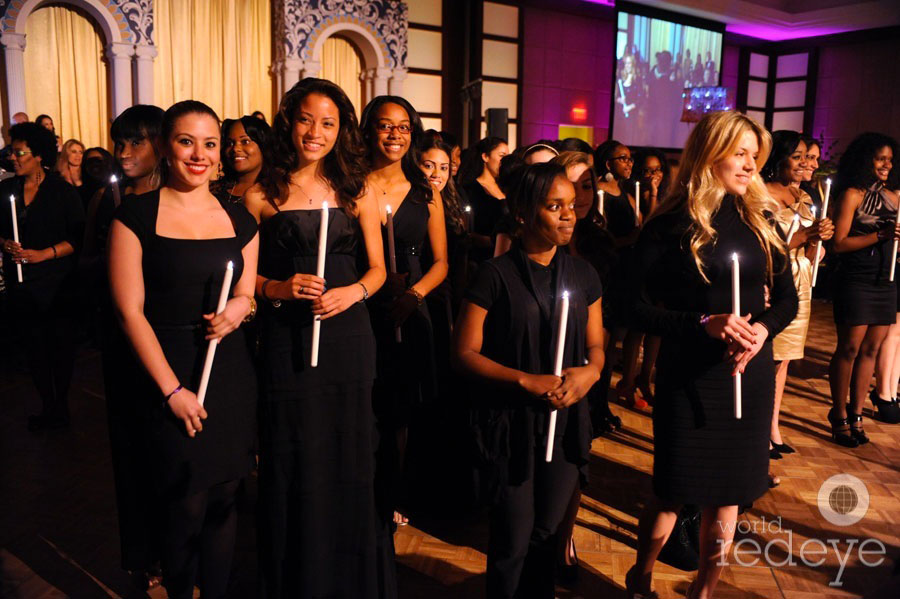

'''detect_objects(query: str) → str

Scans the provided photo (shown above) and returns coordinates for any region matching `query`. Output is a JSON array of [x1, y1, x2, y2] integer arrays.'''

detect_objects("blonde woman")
[[56, 138, 84, 188], [625, 111, 798, 599]]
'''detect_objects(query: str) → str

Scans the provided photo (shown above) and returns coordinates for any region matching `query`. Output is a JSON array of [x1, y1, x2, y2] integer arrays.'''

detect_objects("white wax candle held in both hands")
[[634, 180, 641, 226], [385, 204, 402, 343], [812, 178, 831, 287], [732, 253, 742, 420], [545, 290, 570, 463], [785, 213, 801, 245], [310, 201, 329, 367], [196, 261, 234, 407], [8, 195, 22, 283]]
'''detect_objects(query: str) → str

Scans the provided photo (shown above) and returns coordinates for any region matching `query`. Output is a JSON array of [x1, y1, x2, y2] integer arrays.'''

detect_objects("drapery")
[[24, 5, 110, 149], [153, 0, 273, 122], [321, 36, 363, 117]]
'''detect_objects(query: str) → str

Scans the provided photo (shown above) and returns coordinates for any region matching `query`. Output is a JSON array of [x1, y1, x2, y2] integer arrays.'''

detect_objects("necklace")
[[370, 178, 389, 196], [290, 179, 318, 205]]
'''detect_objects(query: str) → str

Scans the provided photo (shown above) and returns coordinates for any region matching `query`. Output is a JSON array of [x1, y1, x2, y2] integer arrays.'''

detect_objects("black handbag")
[[658, 505, 701, 571]]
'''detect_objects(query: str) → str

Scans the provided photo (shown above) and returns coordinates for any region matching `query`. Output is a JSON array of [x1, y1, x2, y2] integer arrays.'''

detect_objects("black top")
[[463, 181, 506, 263], [465, 245, 602, 495], [603, 187, 639, 239], [0, 172, 84, 287]]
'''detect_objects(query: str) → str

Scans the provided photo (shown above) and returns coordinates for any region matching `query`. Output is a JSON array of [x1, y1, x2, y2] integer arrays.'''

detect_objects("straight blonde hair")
[[655, 111, 783, 283]]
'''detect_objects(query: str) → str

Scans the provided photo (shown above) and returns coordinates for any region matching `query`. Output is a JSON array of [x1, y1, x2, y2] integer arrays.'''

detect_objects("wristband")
[[357, 281, 368, 302], [50, 245, 57, 259], [165, 384, 184, 403]]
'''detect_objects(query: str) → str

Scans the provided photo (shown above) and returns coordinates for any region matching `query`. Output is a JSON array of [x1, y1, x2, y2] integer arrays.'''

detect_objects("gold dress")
[[772, 188, 814, 361]]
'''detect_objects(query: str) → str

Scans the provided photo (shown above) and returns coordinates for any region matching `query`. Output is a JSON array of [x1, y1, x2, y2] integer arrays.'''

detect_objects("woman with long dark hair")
[[625, 111, 797, 599], [243, 78, 389, 598], [454, 162, 604, 598], [828, 132, 900, 444], [214, 115, 274, 204], [108, 100, 259, 598]]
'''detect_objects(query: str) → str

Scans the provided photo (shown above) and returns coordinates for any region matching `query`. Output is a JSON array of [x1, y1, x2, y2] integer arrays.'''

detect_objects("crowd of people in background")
[[1, 79, 898, 599]]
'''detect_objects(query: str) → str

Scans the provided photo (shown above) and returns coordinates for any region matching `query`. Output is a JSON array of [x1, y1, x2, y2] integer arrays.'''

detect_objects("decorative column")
[[282, 57, 302, 93], [359, 69, 375, 106], [373, 67, 391, 97], [301, 60, 321, 79], [388, 68, 407, 96], [271, 60, 284, 101], [106, 42, 135, 116], [133, 44, 157, 105], [1, 33, 27, 121]]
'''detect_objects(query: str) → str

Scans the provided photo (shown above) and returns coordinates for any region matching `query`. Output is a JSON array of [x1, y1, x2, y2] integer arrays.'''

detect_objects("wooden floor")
[[2, 300, 899, 598]]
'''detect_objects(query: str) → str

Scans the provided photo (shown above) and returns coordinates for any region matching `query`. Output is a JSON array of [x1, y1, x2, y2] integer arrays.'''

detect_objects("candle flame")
[[811, 207, 817, 217], [385, 204, 392, 214], [562, 290, 569, 299], [732, 252, 739, 261], [464, 205, 471, 213], [226, 260, 234, 270], [9, 195, 14, 203], [826, 177, 831, 184], [110, 175, 117, 183], [322, 200, 328, 209]]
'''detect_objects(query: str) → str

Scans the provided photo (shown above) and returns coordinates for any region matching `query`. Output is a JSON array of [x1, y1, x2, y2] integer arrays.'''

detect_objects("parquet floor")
[[2, 300, 899, 598]]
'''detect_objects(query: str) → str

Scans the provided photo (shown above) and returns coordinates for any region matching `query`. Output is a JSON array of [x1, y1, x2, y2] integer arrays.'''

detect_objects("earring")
[[604, 172, 615, 182]]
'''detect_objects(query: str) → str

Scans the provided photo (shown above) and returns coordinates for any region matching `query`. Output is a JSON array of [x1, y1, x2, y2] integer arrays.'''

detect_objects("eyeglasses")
[[12, 150, 32, 158], [376, 123, 412, 135], [611, 155, 634, 164], [643, 167, 663, 175]]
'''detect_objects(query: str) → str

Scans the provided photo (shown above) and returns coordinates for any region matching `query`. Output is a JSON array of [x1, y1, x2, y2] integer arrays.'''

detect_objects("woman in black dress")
[[213, 115, 273, 204], [454, 162, 604, 598], [243, 78, 389, 598], [109, 101, 259, 598], [0, 122, 84, 432], [828, 132, 900, 445], [625, 111, 798, 599], [459, 136, 509, 264], [359, 96, 448, 527]]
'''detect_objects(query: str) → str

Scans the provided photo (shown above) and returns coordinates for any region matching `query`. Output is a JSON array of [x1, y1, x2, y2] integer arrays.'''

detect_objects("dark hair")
[[761, 130, 804, 183], [497, 152, 527, 198], [633, 147, 671, 203], [160, 100, 221, 185], [801, 134, 822, 154], [458, 136, 506, 186], [508, 162, 569, 237], [360, 95, 432, 204], [558, 137, 594, 154], [835, 132, 900, 198], [438, 130, 459, 150], [418, 136, 465, 233], [593, 139, 627, 179], [9, 122, 58, 168], [111, 104, 165, 144], [35, 114, 54, 129], [251, 111, 266, 121], [82, 146, 122, 186], [221, 115, 275, 183], [523, 140, 560, 162], [265, 77, 368, 211]]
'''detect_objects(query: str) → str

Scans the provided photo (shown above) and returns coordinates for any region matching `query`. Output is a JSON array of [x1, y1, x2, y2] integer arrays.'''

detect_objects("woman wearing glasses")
[[359, 96, 448, 530]]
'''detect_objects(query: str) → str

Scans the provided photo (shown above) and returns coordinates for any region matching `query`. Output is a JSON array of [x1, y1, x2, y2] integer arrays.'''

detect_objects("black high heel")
[[771, 440, 795, 454], [850, 413, 870, 445], [869, 388, 900, 424], [827, 408, 859, 448]]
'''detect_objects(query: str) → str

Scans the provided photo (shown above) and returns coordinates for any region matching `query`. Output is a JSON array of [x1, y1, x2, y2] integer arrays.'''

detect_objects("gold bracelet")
[[406, 286, 424, 306], [240, 295, 257, 322]]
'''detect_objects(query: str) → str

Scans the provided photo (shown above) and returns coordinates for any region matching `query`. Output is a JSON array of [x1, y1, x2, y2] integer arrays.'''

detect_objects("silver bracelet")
[[357, 281, 369, 302]]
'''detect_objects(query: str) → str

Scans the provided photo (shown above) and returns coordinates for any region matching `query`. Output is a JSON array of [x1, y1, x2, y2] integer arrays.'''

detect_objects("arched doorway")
[[321, 35, 364, 116], [24, 3, 110, 148]]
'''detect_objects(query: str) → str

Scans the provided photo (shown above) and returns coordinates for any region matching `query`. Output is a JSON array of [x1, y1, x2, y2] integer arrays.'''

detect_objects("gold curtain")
[[153, 0, 272, 122], [321, 36, 363, 117], [24, 5, 110, 149]]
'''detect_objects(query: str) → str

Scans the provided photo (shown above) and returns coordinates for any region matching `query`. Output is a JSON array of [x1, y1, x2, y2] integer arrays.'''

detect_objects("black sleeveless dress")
[[112, 191, 258, 498], [256, 207, 385, 598]]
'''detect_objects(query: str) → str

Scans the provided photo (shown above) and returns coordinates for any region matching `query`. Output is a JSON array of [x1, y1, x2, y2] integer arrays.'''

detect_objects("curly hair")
[[264, 78, 369, 211], [834, 132, 900, 198], [760, 130, 804, 183], [359, 95, 433, 205], [9, 122, 58, 168], [221, 115, 275, 184]]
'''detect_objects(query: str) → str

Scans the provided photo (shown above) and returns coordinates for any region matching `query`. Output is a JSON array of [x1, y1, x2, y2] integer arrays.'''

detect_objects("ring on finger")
[[300, 286, 305, 294]]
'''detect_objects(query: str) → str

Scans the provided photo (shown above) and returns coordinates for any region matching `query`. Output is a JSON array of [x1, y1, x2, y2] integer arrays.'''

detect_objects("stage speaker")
[[485, 108, 508, 141]]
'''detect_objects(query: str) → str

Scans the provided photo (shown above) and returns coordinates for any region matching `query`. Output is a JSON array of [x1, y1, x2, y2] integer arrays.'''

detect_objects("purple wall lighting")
[[724, 23, 855, 42]]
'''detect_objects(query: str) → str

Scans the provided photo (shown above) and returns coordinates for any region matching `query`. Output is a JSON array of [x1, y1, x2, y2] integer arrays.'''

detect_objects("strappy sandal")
[[850, 413, 870, 445], [827, 408, 859, 448]]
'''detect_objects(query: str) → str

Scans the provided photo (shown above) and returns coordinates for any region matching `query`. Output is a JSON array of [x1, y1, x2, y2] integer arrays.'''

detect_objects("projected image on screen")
[[612, 11, 723, 149]]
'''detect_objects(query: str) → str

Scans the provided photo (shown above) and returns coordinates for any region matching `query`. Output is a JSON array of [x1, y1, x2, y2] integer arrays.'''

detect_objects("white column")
[[388, 68, 408, 96], [359, 69, 374, 106], [1, 33, 27, 121], [374, 67, 391, 97], [271, 59, 284, 102], [282, 57, 302, 92], [301, 60, 321, 79], [106, 42, 135, 116], [133, 44, 157, 105]]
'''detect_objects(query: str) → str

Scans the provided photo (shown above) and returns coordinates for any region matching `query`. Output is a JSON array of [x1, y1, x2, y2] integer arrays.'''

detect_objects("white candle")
[[110, 175, 121, 208], [732, 253, 742, 420], [197, 260, 234, 407], [310, 201, 329, 367], [598, 189, 605, 217], [385, 204, 401, 343], [891, 199, 900, 283], [634, 180, 641, 227], [8, 195, 22, 283], [785, 213, 801, 245], [545, 290, 570, 463], [811, 178, 831, 287], [464, 204, 473, 232]]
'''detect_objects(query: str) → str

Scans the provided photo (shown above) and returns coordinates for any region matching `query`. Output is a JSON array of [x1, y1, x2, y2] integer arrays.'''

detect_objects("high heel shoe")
[[770, 440, 795, 454], [827, 408, 859, 448], [850, 413, 870, 445], [869, 388, 900, 424], [635, 378, 655, 407], [769, 446, 783, 460], [617, 380, 649, 410], [625, 565, 658, 599]]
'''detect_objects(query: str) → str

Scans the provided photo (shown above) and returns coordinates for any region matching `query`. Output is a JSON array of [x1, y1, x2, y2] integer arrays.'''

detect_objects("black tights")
[[161, 480, 240, 599]]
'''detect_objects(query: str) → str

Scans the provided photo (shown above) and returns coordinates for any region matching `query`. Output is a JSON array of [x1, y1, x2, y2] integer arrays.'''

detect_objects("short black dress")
[[832, 184, 898, 326], [113, 191, 258, 499], [629, 198, 798, 506], [256, 207, 385, 598]]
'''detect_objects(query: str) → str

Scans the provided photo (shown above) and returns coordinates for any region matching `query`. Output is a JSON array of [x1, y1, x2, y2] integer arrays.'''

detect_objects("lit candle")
[[464, 204, 473, 232], [386, 204, 401, 343], [598, 189, 605, 217], [634, 180, 641, 227], [197, 261, 234, 407], [8, 195, 22, 283], [811, 180, 831, 287], [732, 253, 742, 420], [545, 290, 570, 462], [891, 199, 900, 283], [110, 175, 121, 208], [785, 213, 801, 246], [310, 201, 329, 366]]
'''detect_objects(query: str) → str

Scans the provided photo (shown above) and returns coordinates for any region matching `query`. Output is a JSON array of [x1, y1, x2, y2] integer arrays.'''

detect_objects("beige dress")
[[772, 188, 814, 361]]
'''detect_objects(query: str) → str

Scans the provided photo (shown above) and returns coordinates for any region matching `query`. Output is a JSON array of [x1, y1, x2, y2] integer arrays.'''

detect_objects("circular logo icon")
[[818, 474, 869, 526]]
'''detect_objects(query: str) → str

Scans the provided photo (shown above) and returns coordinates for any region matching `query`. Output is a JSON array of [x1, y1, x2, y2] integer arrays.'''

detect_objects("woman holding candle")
[[0, 122, 85, 432], [460, 136, 509, 264], [454, 162, 604, 598], [762, 131, 834, 461], [828, 132, 900, 444], [359, 95, 448, 528], [242, 78, 389, 598], [625, 111, 798, 599], [108, 100, 258, 598]]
